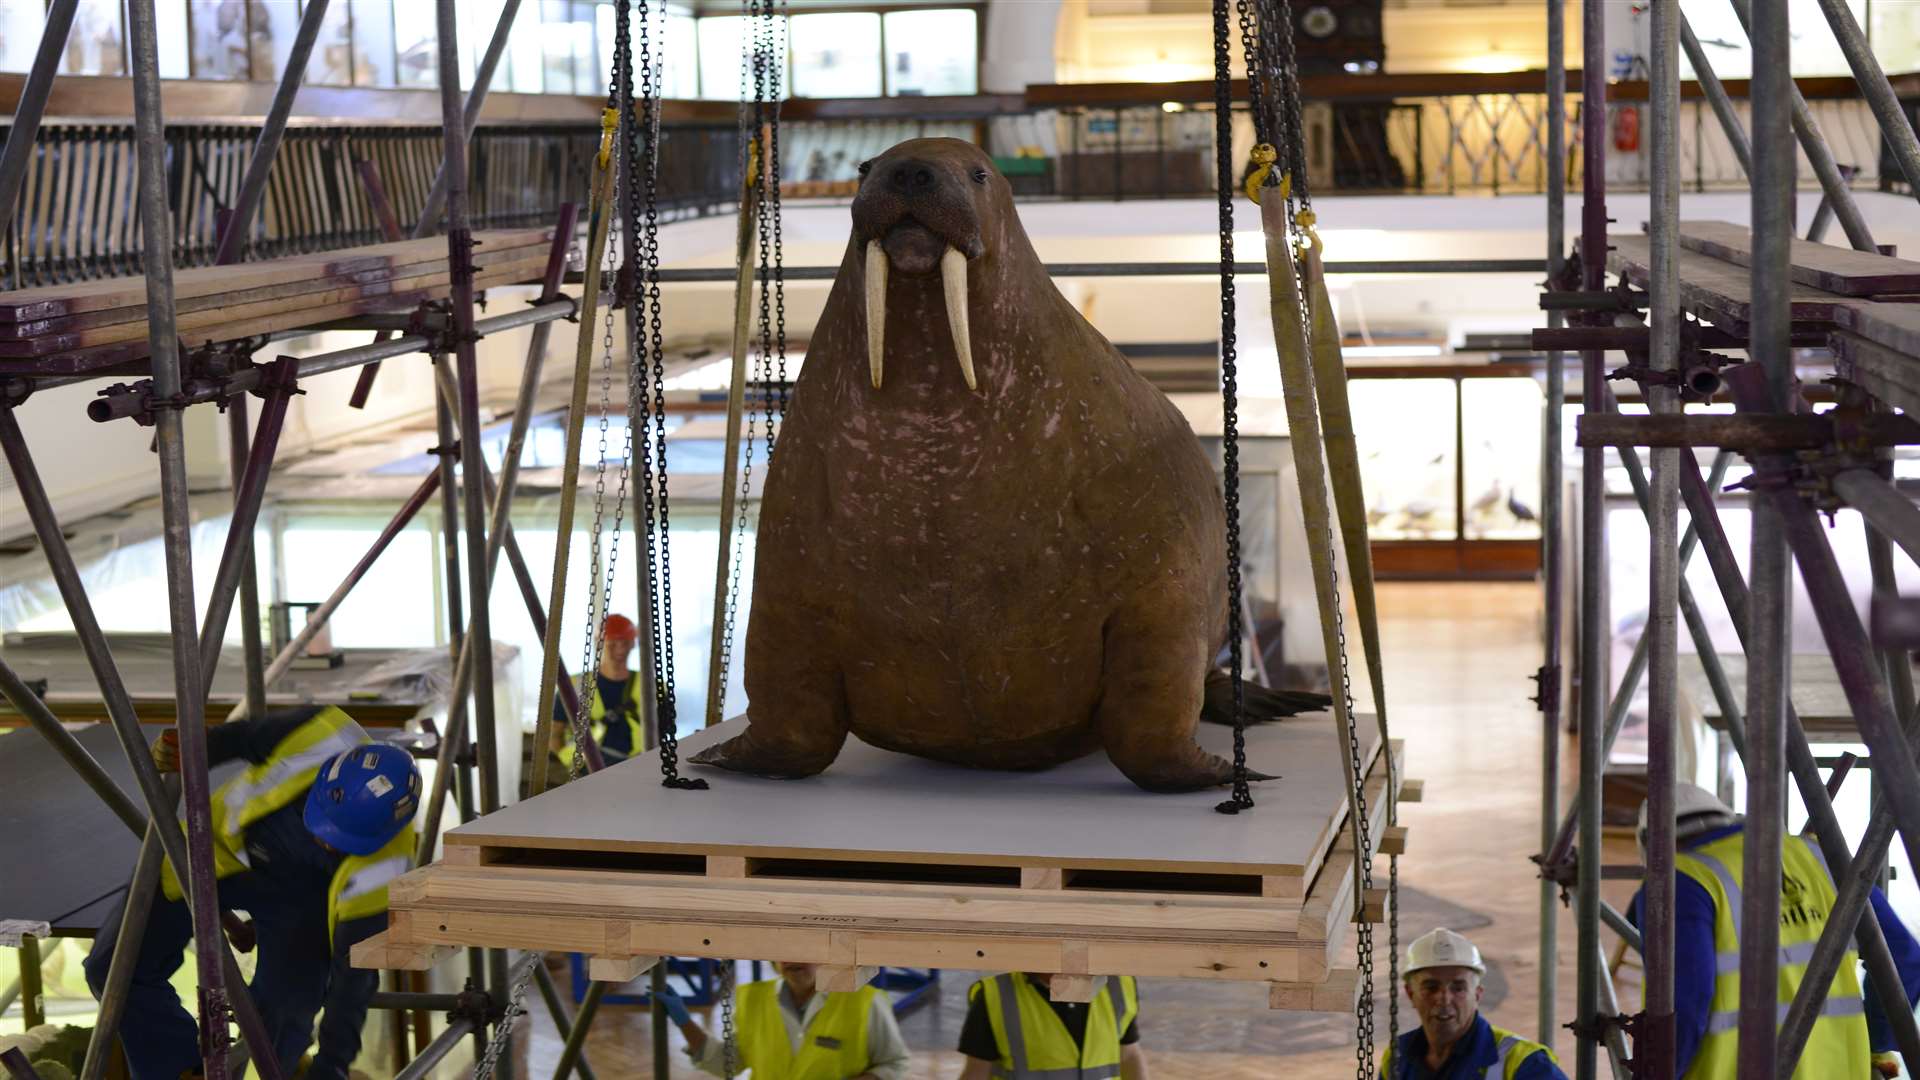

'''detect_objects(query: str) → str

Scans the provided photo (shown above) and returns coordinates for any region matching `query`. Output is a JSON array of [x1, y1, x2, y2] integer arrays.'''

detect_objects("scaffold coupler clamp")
[[1565, 1011, 1636, 1059], [454, 979, 501, 1026], [1531, 848, 1575, 891], [1529, 663, 1561, 715]]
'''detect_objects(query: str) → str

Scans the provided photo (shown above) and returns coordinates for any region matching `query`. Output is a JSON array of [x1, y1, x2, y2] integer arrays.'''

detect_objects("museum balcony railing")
[[1, 69, 1911, 288]]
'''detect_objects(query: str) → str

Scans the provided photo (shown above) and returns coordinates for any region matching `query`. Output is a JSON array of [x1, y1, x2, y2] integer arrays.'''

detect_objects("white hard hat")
[[1405, 928, 1485, 976], [1638, 782, 1739, 853]]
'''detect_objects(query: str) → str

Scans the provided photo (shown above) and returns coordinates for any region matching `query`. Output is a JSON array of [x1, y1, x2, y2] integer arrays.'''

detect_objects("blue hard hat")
[[303, 742, 422, 856]]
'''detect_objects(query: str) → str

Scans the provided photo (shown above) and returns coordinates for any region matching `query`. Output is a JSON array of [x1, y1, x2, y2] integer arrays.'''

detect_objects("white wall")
[[981, 0, 1062, 93]]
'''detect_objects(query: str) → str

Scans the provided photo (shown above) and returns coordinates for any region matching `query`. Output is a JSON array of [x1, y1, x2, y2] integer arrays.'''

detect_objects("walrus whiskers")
[[940, 246, 977, 391], [865, 239, 887, 389]]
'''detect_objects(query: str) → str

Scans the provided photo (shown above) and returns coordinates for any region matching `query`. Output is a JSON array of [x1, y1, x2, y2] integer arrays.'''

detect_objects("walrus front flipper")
[[689, 718, 847, 779], [1199, 671, 1333, 727], [1096, 588, 1276, 792], [693, 599, 851, 778]]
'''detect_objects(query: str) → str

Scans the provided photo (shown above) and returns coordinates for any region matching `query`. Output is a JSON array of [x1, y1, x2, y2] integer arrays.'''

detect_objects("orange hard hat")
[[602, 614, 638, 641]]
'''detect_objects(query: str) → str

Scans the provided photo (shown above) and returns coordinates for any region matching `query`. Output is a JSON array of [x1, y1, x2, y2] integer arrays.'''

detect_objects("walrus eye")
[[857, 160, 872, 177], [970, 168, 989, 184]]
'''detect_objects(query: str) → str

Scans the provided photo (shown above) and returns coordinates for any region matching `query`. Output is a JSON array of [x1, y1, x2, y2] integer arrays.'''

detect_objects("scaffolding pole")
[[1640, 0, 1681, 1069], [432, 1, 511, 1067], [1538, 0, 1567, 1047], [1736, 0, 1794, 1069], [1575, 0, 1609, 1071]]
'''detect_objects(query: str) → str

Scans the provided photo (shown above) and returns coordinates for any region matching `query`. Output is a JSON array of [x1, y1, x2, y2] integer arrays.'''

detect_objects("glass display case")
[[1351, 368, 1543, 579]]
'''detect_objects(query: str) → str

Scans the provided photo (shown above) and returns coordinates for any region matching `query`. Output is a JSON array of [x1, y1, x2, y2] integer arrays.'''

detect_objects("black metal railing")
[[0, 73, 1897, 288], [0, 121, 741, 289]]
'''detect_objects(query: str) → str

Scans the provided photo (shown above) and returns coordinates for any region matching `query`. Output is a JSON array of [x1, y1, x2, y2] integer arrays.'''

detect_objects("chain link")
[[472, 956, 536, 1080], [1209, 0, 1252, 816], [1220, 0, 1380, 1070], [625, 0, 703, 791]]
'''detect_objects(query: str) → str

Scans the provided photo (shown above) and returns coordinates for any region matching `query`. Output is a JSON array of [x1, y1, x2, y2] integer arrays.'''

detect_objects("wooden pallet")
[[365, 716, 1409, 1011]]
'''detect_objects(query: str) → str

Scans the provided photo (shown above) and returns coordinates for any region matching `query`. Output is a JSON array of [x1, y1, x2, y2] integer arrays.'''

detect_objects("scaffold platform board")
[[0, 228, 554, 375], [1676, 220, 1920, 297], [359, 713, 1408, 1010]]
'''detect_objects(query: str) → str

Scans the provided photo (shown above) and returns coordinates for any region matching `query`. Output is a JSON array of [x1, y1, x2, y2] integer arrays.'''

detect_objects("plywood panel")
[[450, 712, 1382, 879]]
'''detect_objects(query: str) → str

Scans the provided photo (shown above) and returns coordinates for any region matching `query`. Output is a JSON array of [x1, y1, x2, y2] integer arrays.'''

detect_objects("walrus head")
[[849, 138, 1001, 392]]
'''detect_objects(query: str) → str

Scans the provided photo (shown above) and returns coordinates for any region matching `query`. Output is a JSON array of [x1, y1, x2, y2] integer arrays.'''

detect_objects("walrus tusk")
[[940, 246, 977, 391], [865, 240, 886, 389]]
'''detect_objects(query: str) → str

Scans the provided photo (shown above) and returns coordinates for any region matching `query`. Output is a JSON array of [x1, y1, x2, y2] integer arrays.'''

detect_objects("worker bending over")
[[957, 971, 1147, 1079], [554, 613, 648, 769], [664, 961, 911, 1079], [85, 706, 421, 1080], [1383, 929, 1565, 1079], [1629, 783, 1920, 1078]]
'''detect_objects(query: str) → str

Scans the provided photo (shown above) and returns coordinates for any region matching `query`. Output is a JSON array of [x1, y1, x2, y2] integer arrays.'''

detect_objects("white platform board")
[[452, 712, 1382, 880]]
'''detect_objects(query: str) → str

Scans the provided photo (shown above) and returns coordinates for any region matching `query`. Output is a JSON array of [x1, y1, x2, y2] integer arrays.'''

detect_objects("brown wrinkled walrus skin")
[[691, 138, 1323, 792]]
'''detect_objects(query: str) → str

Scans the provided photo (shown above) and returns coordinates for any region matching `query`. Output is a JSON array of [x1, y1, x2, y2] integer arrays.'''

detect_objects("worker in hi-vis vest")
[[554, 613, 649, 769], [662, 961, 911, 1079], [1382, 929, 1565, 1079], [84, 706, 421, 1080], [1629, 783, 1920, 1079], [957, 971, 1146, 1079]]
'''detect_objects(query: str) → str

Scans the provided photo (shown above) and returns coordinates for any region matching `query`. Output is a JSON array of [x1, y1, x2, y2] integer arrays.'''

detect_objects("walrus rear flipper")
[[1199, 671, 1334, 727]]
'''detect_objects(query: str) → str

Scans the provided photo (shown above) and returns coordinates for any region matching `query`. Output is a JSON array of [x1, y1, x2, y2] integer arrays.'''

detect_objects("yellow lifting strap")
[[1257, 197, 1395, 921], [705, 128, 769, 728], [1300, 226, 1396, 829], [527, 106, 624, 798]]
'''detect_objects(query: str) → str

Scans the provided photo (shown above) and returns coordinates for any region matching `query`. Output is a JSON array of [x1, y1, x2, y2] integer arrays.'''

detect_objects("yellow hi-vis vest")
[[159, 706, 416, 945], [556, 675, 646, 769], [1674, 830, 1869, 1079], [971, 974, 1139, 1080], [732, 979, 879, 1080], [1380, 1021, 1557, 1079]]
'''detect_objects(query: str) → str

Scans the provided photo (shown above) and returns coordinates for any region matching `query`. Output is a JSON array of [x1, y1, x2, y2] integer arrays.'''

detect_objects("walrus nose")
[[886, 160, 937, 195]]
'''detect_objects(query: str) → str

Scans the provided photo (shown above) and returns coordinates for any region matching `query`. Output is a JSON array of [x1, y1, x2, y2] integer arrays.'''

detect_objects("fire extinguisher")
[[1614, 105, 1641, 152]]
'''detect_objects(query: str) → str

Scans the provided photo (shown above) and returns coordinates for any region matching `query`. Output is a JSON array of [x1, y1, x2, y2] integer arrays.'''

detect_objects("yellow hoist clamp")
[[596, 108, 619, 169], [1295, 205, 1321, 260], [1243, 144, 1279, 204]]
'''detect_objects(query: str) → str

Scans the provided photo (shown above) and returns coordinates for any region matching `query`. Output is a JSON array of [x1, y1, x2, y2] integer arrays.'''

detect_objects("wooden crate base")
[[367, 722, 1407, 1013]]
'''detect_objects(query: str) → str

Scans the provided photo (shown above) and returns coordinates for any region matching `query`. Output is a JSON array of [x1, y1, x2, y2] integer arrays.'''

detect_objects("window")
[[507, 0, 543, 93], [694, 7, 977, 101], [306, 0, 355, 85], [789, 12, 878, 98], [540, 0, 575, 93], [249, 0, 303, 84], [349, 0, 395, 86], [0, 5, 42, 74], [61, 0, 126, 75], [657, 8, 698, 99], [883, 8, 976, 96], [189, 0, 247, 79], [1678, 0, 1867, 78], [696, 15, 748, 100], [391, 0, 436, 87]]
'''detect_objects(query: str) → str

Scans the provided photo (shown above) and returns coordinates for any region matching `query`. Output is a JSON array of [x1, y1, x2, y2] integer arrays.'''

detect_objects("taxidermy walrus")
[[691, 138, 1328, 791]]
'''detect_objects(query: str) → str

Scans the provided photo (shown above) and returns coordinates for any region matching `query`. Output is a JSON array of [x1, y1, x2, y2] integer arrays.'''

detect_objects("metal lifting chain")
[[628, 0, 703, 791], [716, 0, 789, 724], [1209, 0, 1252, 816], [1226, 0, 1384, 1071], [472, 954, 537, 1080]]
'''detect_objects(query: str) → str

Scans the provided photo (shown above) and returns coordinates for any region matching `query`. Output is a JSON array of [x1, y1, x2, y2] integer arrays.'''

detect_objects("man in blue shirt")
[[1382, 928, 1566, 1079], [1629, 783, 1920, 1078]]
